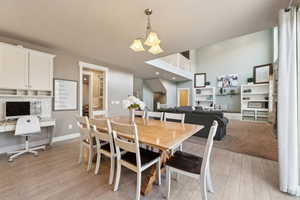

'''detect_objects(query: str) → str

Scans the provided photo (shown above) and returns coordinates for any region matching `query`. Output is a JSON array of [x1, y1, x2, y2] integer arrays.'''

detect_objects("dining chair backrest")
[[75, 116, 92, 142], [111, 121, 141, 168], [134, 110, 145, 118], [164, 113, 185, 124], [91, 118, 114, 155], [200, 120, 218, 183], [147, 111, 164, 121]]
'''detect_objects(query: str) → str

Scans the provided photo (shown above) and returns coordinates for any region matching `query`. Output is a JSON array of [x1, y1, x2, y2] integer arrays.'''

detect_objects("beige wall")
[[0, 36, 133, 149]]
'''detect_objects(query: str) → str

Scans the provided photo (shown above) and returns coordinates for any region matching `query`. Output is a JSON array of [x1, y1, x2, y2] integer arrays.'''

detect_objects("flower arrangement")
[[123, 96, 145, 110]]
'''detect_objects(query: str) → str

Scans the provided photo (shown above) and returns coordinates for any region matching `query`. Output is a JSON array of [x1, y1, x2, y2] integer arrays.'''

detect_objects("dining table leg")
[[141, 150, 170, 196]]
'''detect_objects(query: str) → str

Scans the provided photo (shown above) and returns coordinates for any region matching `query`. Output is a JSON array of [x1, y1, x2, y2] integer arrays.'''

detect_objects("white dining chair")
[[164, 113, 185, 152], [146, 111, 164, 121], [76, 116, 96, 171], [111, 121, 161, 200], [134, 110, 146, 118], [91, 118, 116, 184], [166, 121, 218, 200], [164, 112, 185, 123]]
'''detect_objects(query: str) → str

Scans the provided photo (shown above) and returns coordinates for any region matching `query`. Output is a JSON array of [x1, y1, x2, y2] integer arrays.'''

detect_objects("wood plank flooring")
[[0, 138, 297, 200]]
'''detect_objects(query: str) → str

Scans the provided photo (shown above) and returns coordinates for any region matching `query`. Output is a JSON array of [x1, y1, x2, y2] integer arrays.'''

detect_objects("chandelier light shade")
[[144, 32, 161, 46], [148, 44, 164, 55], [130, 8, 163, 55], [130, 39, 145, 52]]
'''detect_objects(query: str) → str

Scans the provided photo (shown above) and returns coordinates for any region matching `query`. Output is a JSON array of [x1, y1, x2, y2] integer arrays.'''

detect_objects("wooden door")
[[179, 89, 189, 106], [29, 50, 53, 91], [0, 44, 28, 89]]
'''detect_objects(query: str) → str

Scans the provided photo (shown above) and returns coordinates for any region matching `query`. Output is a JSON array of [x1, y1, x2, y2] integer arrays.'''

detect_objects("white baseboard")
[[52, 133, 80, 143], [0, 132, 80, 155]]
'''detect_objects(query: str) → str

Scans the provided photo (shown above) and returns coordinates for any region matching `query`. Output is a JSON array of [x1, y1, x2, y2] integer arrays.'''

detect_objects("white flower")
[[122, 96, 146, 110]]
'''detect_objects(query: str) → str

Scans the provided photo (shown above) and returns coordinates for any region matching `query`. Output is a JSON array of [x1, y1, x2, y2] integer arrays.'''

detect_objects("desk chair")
[[166, 121, 218, 200], [8, 116, 45, 162]]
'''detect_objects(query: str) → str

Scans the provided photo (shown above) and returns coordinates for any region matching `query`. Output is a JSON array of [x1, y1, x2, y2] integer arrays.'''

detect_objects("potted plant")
[[123, 96, 145, 122]]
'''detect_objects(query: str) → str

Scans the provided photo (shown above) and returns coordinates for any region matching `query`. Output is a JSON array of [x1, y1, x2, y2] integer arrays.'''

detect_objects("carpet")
[[187, 119, 278, 161]]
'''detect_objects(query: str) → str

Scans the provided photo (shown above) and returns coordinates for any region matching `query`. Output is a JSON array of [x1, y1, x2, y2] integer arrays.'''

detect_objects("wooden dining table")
[[90, 116, 203, 196]]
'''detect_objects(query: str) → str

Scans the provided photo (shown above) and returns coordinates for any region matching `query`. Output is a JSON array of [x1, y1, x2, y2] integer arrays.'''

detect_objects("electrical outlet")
[[68, 124, 73, 129]]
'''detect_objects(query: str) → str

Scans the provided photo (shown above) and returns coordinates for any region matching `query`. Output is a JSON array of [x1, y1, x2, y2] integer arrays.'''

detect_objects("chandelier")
[[130, 9, 163, 55]]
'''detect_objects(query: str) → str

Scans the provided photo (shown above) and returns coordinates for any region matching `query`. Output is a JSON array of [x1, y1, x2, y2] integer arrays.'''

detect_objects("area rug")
[[187, 120, 278, 161]]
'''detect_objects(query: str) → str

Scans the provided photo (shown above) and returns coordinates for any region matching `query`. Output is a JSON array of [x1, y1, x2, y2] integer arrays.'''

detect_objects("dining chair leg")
[[113, 159, 121, 192], [179, 144, 183, 151], [78, 143, 83, 164], [94, 152, 101, 175], [156, 159, 161, 185], [136, 171, 141, 200], [109, 157, 115, 185], [87, 148, 93, 171], [200, 176, 208, 200], [166, 167, 171, 200], [207, 167, 214, 193]]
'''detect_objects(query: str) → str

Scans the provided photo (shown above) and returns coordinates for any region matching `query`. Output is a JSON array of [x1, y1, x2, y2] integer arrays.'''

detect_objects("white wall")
[[143, 84, 154, 111], [194, 28, 274, 112], [161, 79, 177, 107]]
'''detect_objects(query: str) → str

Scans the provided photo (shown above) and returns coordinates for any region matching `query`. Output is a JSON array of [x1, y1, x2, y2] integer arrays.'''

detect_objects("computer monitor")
[[5, 101, 30, 119]]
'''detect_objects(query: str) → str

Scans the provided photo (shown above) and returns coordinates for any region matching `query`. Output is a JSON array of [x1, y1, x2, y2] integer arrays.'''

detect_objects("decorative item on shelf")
[[130, 9, 163, 55], [248, 102, 265, 109], [247, 77, 254, 84], [194, 73, 206, 88], [122, 96, 145, 123], [264, 96, 269, 100], [205, 81, 210, 86], [253, 64, 273, 84], [195, 89, 201, 94], [243, 89, 252, 93], [243, 97, 250, 100]]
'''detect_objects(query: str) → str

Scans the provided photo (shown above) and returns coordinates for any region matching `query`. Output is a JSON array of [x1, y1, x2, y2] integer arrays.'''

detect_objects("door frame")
[[82, 71, 93, 118], [79, 61, 109, 117], [177, 88, 190, 107]]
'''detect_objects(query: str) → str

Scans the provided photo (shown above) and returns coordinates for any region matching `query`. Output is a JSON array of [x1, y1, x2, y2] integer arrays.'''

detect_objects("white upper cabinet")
[[29, 50, 54, 91], [0, 42, 55, 91], [0, 44, 28, 89]]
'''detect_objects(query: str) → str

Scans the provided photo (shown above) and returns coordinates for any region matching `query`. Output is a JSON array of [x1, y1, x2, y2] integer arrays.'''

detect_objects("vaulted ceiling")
[[0, 0, 289, 81]]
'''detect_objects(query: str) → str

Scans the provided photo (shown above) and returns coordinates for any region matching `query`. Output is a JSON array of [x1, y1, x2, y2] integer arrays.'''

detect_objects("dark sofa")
[[157, 106, 228, 140]]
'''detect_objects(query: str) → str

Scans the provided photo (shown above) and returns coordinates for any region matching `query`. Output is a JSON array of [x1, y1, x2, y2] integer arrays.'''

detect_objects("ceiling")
[[0, 0, 289, 81]]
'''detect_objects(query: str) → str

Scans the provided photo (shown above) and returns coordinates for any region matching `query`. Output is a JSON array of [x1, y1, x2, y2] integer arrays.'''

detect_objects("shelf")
[[242, 108, 269, 111], [242, 100, 269, 102], [242, 83, 269, 87], [197, 100, 215, 102], [242, 92, 269, 95]]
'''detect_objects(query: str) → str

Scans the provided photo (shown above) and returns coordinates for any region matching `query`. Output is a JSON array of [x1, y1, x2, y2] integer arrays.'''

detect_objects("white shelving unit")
[[241, 83, 272, 122], [193, 87, 216, 109]]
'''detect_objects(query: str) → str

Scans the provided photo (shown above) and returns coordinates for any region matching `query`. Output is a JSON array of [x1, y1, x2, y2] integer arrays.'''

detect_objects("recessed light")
[[155, 72, 160, 75], [172, 77, 176, 80]]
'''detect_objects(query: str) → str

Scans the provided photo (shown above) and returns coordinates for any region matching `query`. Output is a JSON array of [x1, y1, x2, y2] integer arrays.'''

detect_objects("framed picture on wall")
[[194, 73, 206, 88], [253, 64, 273, 84], [53, 79, 78, 111]]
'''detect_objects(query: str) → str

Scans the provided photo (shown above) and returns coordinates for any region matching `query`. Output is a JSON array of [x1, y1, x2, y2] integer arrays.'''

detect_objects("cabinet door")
[[0, 44, 28, 89], [29, 51, 53, 91]]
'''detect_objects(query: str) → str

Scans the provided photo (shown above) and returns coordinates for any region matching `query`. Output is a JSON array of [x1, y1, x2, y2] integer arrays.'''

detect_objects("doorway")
[[177, 88, 190, 106], [79, 61, 108, 118]]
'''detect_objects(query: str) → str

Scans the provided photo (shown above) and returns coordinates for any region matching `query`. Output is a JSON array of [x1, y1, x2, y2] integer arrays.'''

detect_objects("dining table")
[[90, 116, 203, 196]]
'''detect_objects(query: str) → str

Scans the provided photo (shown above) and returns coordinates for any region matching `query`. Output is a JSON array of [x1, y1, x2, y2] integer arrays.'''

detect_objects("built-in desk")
[[0, 118, 56, 146]]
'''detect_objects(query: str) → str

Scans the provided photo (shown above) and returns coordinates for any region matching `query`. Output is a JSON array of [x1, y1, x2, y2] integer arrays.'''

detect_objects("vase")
[[129, 109, 135, 123]]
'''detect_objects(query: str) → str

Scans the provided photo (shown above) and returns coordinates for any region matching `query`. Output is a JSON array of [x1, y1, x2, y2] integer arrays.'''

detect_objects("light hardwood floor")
[[0, 138, 298, 200]]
